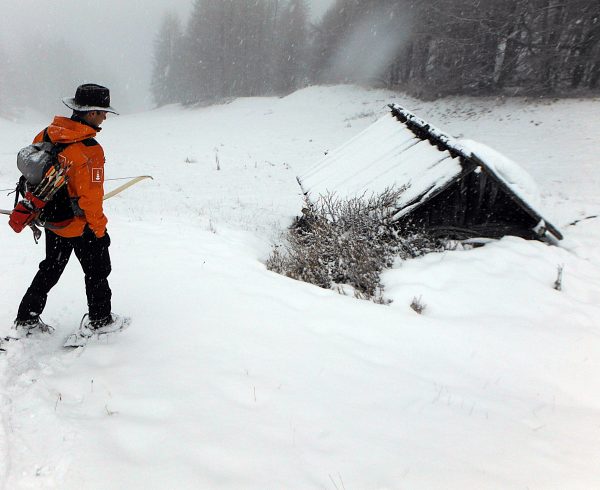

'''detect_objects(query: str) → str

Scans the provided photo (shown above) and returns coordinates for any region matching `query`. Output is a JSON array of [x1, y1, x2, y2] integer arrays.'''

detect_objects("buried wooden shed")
[[297, 104, 562, 243]]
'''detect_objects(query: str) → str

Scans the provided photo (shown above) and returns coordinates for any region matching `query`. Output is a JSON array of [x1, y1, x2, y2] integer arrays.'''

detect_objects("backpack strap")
[[42, 127, 70, 164], [14, 176, 26, 207], [43, 127, 64, 148]]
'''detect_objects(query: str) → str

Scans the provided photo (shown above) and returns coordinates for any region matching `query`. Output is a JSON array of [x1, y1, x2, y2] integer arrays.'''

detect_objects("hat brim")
[[62, 97, 119, 115]]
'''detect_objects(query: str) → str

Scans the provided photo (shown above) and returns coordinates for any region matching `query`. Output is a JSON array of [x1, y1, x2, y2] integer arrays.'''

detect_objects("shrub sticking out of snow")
[[410, 295, 426, 314], [554, 264, 564, 291], [267, 187, 446, 302]]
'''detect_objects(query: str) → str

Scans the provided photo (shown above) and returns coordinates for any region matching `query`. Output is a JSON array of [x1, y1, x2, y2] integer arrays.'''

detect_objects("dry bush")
[[267, 187, 448, 302]]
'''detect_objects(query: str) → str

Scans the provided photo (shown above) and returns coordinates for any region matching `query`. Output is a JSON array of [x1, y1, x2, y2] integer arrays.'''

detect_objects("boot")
[[79, 313, 130, 337], [12, 317, 55, 338]]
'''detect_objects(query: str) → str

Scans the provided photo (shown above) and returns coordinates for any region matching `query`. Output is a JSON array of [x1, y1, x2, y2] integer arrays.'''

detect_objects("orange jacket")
[[33, 116, 107, 238]]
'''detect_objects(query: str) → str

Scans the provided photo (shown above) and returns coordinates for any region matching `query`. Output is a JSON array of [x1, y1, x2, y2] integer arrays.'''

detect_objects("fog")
[[325, 7, 412, 85], [0, 0, 334, 116]]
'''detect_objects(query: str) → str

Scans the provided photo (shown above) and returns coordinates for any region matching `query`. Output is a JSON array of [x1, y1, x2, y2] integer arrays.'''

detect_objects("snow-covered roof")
[[457, 139, 541, 209], [298, 112, 463, 209], [298, 104, 562, 242]]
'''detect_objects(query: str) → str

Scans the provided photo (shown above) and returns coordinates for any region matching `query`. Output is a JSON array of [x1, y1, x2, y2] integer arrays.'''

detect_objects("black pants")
[[17, 227, 112, 322]]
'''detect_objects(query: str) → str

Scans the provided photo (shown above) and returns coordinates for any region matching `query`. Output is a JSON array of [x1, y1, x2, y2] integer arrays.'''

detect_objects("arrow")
[[1, 175, 154, 216]]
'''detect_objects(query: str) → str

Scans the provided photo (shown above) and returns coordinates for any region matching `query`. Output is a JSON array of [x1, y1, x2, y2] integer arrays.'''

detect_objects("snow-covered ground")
[[1, 85, 599, 489]]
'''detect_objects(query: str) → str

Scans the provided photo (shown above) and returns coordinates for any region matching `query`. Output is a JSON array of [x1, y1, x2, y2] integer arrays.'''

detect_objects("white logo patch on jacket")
[[92, 167, 103, 183]]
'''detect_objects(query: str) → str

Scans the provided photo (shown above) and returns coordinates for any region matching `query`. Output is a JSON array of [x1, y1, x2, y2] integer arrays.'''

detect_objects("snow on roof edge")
[[389, 104, 563, 240]]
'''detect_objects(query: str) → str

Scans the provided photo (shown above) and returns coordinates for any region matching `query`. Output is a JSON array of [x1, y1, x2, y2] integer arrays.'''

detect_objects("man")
[[13, 83, 127, 338]]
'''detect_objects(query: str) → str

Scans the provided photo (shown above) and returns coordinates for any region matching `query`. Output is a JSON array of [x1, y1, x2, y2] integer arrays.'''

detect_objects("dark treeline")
[[151, 0, 311, 105], [151, 0, 600, 106]]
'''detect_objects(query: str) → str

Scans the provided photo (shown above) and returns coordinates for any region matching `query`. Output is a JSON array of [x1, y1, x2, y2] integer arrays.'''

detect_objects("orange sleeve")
[[62, 144, 108, 238]]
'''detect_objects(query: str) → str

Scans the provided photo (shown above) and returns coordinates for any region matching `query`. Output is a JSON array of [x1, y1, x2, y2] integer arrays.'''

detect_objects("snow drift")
[[0, 86, 599, 489]]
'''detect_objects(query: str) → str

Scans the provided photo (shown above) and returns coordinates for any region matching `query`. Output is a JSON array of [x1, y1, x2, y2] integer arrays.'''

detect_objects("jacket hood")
[[46, 116, 98, 144]]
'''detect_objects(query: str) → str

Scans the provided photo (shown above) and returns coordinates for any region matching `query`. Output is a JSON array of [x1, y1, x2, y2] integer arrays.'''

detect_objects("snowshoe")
[[64, 313, 130, 348], [11, 317, 55, 339], [1, 317, 54, 352]]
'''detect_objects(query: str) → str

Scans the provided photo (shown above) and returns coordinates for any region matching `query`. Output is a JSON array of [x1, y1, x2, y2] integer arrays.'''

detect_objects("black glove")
[[83, 226, 111, 247], [98, 231, 111, 247]]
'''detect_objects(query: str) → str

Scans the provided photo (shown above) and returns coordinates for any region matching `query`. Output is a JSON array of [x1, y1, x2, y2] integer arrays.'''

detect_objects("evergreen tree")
[[311, 0, 600, 96], [275, 0, 310, 93], [182, 0, 288, 101], [151, 11, 184, 107]]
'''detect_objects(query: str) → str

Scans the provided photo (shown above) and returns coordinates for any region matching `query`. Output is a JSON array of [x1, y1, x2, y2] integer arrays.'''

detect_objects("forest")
[[151, 0, 600, 105]]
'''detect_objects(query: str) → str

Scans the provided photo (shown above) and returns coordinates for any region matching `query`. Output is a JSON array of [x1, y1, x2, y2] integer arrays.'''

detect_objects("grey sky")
[[0, 0, 335, 114]]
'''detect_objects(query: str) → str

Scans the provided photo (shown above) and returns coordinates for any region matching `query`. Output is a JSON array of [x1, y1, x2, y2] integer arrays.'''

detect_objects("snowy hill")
[[1, 86, 600, 489]]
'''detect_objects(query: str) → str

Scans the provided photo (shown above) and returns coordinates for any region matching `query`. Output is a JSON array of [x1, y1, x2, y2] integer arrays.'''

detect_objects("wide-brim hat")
[[62, 83, 118, 114]]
